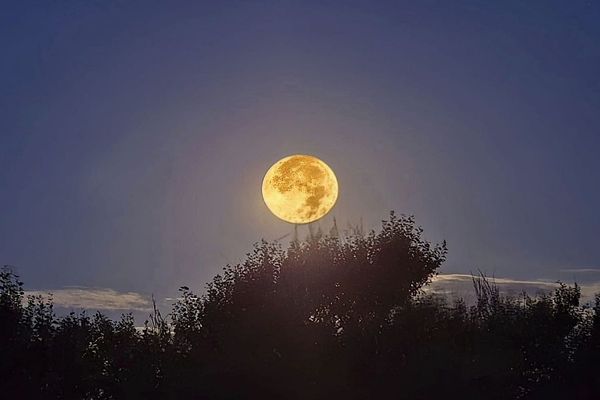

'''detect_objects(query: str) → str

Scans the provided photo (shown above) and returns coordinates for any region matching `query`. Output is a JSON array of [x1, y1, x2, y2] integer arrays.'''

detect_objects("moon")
[[262, 154, 339, 224]]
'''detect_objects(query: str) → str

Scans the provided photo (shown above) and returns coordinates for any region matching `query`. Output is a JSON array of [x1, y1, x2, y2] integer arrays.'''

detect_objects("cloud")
[[22, 275, 600, 314], [25, 287, 152, 311], [427, 274, 600, 304]]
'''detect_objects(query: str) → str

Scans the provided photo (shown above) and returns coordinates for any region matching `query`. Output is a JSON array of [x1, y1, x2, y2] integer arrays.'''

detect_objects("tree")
[[2, 213, 600, 399]]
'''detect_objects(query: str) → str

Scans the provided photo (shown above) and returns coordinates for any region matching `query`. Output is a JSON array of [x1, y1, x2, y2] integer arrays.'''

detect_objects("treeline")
[[1, 212, 599, 399]]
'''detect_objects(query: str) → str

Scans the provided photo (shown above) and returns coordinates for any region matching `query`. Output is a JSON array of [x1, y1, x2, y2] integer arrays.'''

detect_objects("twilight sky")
[[2, 1, 600, 313]]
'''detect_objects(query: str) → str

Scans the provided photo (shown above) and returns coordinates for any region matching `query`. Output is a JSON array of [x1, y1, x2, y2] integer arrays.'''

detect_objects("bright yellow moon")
[[262, 154, 339, 224]]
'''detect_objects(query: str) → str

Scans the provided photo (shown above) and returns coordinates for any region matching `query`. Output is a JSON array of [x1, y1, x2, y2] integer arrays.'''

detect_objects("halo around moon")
[[262, 154, 338, 224]]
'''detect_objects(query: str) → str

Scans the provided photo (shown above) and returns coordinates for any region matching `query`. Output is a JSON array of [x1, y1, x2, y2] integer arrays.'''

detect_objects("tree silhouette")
[[1, 212, 599, 399]]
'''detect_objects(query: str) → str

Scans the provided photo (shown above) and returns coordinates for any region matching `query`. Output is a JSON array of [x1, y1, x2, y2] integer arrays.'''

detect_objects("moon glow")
[[262, 155, 339, 224]]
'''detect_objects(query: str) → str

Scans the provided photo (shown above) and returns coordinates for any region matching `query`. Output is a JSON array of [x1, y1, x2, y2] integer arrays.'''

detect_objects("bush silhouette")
[[1, 212, 599, 399]]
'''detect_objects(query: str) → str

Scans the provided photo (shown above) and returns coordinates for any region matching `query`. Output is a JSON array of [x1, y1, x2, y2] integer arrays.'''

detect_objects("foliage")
[[0, 213, 599, 399]]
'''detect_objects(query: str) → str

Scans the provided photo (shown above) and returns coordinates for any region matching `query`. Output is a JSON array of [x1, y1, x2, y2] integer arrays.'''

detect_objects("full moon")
[[262, 154, 339, 224]]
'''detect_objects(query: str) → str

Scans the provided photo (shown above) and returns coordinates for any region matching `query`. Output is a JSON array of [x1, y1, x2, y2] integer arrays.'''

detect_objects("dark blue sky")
[[2, 1, 600, 304]]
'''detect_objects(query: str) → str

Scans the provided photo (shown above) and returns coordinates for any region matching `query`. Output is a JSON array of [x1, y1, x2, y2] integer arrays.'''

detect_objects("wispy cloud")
[[22, 275, 600, 313], [558, 268, 600, 273], [428, 274, 600, 304], [25, 287, 152, 311]]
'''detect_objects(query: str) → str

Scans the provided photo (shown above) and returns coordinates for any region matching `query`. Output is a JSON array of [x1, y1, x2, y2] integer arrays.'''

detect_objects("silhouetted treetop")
[[1, 212, 599, 400]]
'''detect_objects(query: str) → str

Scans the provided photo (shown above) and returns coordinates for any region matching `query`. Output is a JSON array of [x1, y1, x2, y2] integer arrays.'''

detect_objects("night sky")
[[2, 1, 600, 314]]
